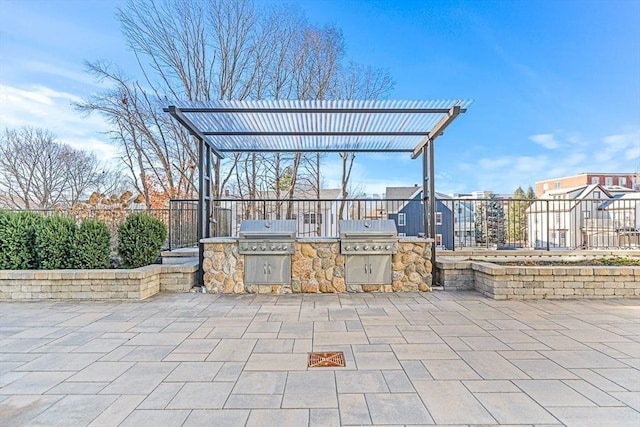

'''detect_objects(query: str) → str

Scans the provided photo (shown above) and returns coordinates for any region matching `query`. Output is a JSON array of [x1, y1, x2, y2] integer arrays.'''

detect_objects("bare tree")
[[336, 62, 394, 218], [77, 0, 395, 214], [0, 127, 110, 209]]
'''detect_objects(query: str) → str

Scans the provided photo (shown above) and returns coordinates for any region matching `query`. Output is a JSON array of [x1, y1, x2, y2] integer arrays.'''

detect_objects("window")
[[436, 212, 442, 225], [593, 191, 601, 199], [591, 177, 600, 185], [605, 177, 613, 186], [619, 177, 627, 187], [397, 213, 406, 226], [582, 210, 590, 219], [303, 213, 321, 224], [435, 234, 442, 245], [543, 183, 549, 190], [554, 181, 561, 189]]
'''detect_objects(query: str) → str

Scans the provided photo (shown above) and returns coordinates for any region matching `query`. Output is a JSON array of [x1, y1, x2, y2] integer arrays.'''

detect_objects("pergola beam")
[[411, 105, 461, 159], [175, 107, 467, 114], [214, 148, 415, 153], [204, 131, 429, 136], [165, 106, 225, 159]]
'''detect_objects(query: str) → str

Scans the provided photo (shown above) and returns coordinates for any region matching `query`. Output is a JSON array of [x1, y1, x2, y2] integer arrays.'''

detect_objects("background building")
[[535, 173, 638, 196]]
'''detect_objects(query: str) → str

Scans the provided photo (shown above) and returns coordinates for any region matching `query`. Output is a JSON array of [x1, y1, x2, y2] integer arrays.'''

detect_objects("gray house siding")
[[388, 192, 454, 249]]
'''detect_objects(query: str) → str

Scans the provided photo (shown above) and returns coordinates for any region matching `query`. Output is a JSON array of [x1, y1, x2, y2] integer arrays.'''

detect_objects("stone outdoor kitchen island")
[[202, 237, 432, 294]]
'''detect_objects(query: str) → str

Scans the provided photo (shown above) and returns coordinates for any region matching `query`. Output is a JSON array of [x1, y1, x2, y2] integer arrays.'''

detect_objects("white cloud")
[[0, 83, 117, 161], [529, 133, 560, 149]]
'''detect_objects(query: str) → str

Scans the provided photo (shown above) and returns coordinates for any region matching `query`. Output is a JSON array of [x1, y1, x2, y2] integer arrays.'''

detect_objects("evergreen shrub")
[[36, 215, 77, 269], [74, 219, 111, 269], [117, 213, 167, 268], [0, 210, 41, 269]]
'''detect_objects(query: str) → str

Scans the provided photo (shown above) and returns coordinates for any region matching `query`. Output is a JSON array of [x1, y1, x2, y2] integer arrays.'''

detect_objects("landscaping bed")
[[494, 257, 640, 267]]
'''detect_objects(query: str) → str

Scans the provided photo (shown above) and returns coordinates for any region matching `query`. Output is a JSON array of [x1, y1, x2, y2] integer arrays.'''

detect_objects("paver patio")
[[0, 291, 639, 426]]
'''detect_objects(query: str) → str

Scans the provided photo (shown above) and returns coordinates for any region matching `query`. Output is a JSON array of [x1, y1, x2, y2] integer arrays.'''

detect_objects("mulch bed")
[[494, 258, 640, 267]]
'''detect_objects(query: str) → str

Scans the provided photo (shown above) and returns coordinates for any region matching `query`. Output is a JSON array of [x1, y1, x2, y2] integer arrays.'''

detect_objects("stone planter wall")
[[0, 262, 198, 301], [473, 261, 640, 300], [202, 237, 433, 294], [435, 255, 640, 300]]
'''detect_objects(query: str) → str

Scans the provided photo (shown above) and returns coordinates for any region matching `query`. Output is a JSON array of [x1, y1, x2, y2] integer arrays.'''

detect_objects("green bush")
[[0, 210, 41, 269], [73, 219, 111, 269], [35, 215, 77, 269], [117, 213, 167, 268]]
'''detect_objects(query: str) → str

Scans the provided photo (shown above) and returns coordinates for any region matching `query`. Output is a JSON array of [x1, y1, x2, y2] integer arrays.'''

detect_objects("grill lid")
[[239, 220, 296, 239], [339, 220, 398, 238]]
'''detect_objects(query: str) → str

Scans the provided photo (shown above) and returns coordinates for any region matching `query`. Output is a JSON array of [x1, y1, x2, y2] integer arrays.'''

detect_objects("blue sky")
[[1, 0, 639, 196]]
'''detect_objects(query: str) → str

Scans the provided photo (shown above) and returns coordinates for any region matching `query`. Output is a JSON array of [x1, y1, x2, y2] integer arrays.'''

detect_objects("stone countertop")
[[201, 237, 238, 243], [398, 237, 434, 243], [296, 238, 339, 243]]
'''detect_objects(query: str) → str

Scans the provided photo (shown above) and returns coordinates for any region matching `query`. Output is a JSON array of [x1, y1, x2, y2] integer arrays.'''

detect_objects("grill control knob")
[[354, 245, 360, 250], [251, 245, 257, 251], [363, 245, 369, 250], [270, 245, 275, 250], [373, 245, 379, 250], [260, 246, 266, 251], [344, 245, 350, 251], [385, 245, 391, 250], [282, 244, 287, 250], [241, 245, 247, 251]]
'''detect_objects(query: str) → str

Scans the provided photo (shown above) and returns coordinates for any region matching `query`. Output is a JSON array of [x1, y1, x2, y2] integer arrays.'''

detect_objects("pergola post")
[[196, 136, 213, 288], [422, 140, 436, 271]]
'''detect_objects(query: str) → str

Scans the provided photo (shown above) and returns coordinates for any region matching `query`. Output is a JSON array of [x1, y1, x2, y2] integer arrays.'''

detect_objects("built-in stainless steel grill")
[[238, 220, 296, 254], [339, 220, 398, 285], [339, 220, 398, 255], [239, 220, 296, 285]]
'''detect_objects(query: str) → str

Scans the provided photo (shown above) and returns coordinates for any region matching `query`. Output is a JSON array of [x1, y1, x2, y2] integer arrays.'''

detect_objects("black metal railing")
[[202, 196, 638, 250], [12, 196, 637, 252]]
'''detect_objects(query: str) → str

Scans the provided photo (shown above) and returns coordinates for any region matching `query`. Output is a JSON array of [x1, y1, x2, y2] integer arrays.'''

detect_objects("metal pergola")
[[164, 100, 471, 287]]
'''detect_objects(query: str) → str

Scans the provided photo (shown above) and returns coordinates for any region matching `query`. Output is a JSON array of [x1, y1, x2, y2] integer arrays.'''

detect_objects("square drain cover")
[[308, 351, 345, 368]]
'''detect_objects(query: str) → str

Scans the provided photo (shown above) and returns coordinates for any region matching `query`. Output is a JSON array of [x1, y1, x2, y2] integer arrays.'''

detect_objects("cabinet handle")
[[369, 264, 373, 274], [268, 264, 271, 275], [263, 264, 267, 274], [364, 264, 368, 274]]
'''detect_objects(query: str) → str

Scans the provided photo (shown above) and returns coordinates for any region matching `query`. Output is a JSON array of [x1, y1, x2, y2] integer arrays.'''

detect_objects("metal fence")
[[3, 207, 193, 251], [204, 196, 639, 250]]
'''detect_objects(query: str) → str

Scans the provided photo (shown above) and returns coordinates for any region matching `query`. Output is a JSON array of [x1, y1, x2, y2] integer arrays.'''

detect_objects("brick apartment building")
[[535, 172, 638, 196]]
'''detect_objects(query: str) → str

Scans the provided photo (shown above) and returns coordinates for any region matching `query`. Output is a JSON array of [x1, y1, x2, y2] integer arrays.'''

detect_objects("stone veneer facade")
[[202, 237, 432, 294]]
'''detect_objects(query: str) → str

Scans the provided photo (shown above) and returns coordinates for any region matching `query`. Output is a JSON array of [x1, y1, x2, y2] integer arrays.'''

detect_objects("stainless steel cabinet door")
[[345, 255, 369, 285], [244, 257, 268, 284], [265, 255, 291, 285], [368, 255, 391, 284]]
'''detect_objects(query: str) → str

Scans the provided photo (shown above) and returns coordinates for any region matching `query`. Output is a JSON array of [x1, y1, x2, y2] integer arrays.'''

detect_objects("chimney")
[[224, 188, 230, 197]]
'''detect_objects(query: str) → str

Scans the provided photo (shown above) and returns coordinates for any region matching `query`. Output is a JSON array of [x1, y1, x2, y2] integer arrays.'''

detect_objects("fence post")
[[168, 201, 173, 251], [546, 200, 550, 251]]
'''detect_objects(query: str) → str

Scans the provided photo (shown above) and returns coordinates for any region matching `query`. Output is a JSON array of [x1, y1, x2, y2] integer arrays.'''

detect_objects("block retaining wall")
[[436, 256, 640, 300], [0, 262, 198, 301]]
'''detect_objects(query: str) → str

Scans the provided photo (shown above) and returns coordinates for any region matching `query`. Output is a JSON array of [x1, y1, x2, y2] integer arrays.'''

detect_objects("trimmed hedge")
[[35, 215, 77, 269], [117, 213, 167, 268], [0, 210, 41, 269], [73, 219, 111, 269]]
